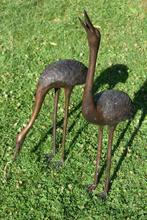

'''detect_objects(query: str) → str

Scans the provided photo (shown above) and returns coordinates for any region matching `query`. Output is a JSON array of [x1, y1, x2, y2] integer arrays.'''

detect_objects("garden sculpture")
[[14, 59, 87, 161], [79, 11, 134, 198]]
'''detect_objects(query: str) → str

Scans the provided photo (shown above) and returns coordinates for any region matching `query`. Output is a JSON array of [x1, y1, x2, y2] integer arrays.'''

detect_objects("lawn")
[[0, 0, 146, 219]]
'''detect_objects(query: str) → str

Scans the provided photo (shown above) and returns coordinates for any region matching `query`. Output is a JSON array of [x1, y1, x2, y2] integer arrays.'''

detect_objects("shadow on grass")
[[94, 80, 147, 192], [31, 64, 129, 160]]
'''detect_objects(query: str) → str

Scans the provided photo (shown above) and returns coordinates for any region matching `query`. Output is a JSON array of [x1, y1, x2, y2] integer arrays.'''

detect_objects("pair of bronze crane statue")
[[14, 11, 134, 199]]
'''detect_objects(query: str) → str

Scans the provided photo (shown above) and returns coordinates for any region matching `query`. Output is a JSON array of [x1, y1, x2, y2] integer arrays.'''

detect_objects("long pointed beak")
[[13, 143, 20, 160], [13, 139, 24, 160]]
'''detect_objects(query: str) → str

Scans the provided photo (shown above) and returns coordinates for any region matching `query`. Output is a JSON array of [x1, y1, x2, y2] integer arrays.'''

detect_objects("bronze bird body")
[[83, 89, 133, 126], [79, 11, 134, 199], [14, 59, 87, 163], [39, 59, 87, 88]]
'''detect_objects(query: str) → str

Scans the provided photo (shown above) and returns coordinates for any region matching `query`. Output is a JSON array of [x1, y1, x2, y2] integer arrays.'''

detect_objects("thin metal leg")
[[61, 87, 73, 162], [52, 88, 60, 155], [88, 126, 103, 192], [94, 126, 103, 185], [101, 125, 116, 198], [13, 86, 47, 160]]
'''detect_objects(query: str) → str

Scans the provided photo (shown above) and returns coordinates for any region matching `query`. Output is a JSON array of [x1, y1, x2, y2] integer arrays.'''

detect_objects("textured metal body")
[[95, 90, 133, 124], [82, 89, 134, 127], [38, 59, 88, 88], [85, 90, 134, 126]]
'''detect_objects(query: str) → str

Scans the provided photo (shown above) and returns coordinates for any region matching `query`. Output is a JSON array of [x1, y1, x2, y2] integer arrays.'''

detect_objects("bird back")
[[38, 59, 88, 88]]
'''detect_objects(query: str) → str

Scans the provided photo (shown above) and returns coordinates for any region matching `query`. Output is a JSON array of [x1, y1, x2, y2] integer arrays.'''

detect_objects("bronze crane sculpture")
[[14, 59, 87, 162], [79, 11, 134, 199]]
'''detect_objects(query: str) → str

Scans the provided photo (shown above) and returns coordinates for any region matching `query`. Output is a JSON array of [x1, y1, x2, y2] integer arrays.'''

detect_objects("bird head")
[[79, 10, 101, 49]]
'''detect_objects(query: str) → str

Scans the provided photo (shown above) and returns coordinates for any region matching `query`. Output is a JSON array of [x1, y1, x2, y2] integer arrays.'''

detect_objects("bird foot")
[[44, 153, 55, 164], [87, 184, 97, 193], [53, 160, 64, 170], [98, 192, 107, 201]]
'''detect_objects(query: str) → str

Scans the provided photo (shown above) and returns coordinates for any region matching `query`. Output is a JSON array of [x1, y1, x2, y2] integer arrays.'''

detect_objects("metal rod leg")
[[52, 88, 60, 156], [102, 126, 116, 198], [61, 87, 73, 162], [94, 126, 103, 185], [88, 126, 103, 192]]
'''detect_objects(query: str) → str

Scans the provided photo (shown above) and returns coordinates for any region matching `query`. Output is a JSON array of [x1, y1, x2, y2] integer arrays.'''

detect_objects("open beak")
[[78, 10, 94, 32]]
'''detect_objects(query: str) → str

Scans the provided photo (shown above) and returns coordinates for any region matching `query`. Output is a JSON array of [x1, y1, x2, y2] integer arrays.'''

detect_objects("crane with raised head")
[[79, 11, 134, 199]]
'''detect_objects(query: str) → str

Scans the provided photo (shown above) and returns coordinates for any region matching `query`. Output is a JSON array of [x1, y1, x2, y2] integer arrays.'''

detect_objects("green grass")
[[0, 0, 146, 219]]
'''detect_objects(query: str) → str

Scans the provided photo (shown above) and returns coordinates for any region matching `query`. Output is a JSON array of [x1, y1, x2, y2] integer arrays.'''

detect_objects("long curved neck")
[[83, 44, 99, 108], [86, 46, 98, 93]]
